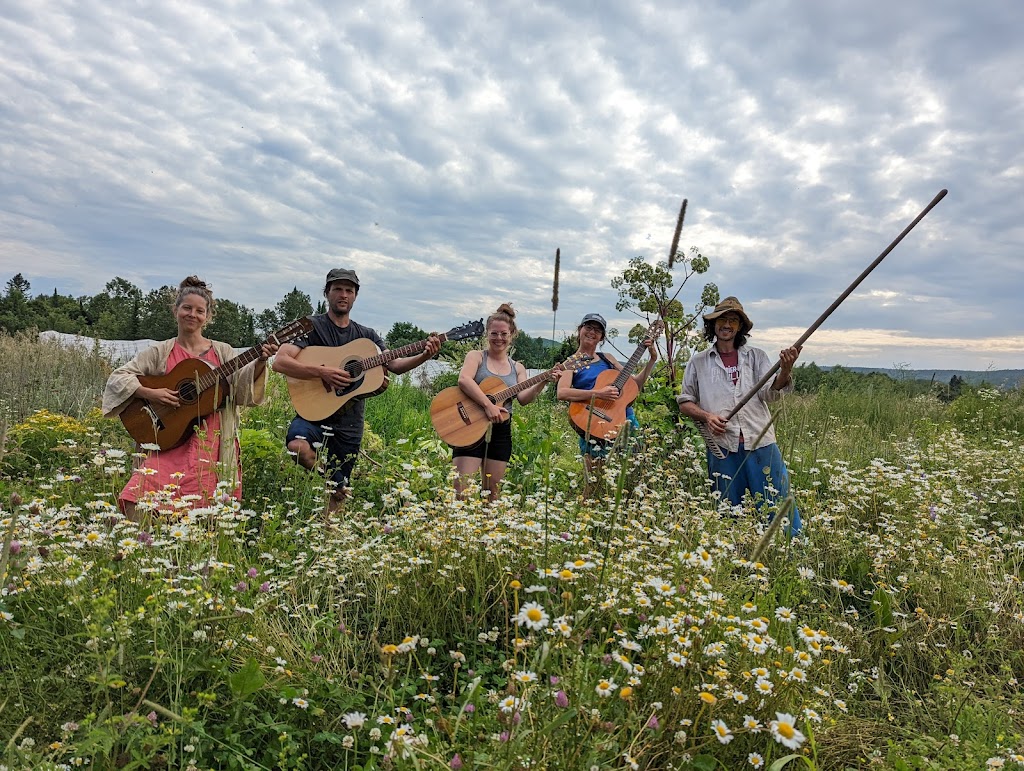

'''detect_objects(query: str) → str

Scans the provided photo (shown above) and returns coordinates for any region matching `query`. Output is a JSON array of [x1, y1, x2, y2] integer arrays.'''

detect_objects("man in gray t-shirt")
[[273, 269, 440, 510]]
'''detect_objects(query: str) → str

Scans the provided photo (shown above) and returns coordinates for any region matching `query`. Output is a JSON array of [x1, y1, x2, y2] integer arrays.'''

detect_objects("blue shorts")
[[286, 416, 361, 488], [578, 413, 640, 458]]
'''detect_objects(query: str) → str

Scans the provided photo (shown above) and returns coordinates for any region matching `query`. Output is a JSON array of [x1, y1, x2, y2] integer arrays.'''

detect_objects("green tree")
[[207, 299, 257, 347], [275, 287, 313, 326], [89, 277, 143, 339], [386, 321, 428, 350], [6, 273, 31, 295], [136, 285, 178, 341], [257, 288, 313, 338], [28, 289, 89, 334], [792, 362, 825, 393], [254, 308, 281, 339], [610, 247, 717, 390], [0, 274, 41, 332], [511, 334, 553, 369]]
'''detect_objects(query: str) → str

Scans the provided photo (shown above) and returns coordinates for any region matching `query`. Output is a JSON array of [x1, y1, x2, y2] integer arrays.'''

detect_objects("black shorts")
[[451, 420, 513, 463], [286, 416, 360, 487]]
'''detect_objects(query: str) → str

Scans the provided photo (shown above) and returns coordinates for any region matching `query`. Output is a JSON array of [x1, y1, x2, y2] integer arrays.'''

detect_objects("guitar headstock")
[[559, 352, 595, 373], [443, 319, 485, 342], [269, 316, 315, 346], [646, 320, 666, 341]]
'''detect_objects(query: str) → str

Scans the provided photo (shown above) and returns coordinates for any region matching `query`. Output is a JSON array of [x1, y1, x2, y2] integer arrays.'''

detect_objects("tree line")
[[0, 273, 562, 368]]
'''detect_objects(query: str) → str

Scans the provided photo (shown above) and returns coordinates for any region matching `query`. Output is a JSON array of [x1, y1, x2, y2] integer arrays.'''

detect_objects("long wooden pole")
[[725, 188, 947, 419], [689, 188, 948, 458]]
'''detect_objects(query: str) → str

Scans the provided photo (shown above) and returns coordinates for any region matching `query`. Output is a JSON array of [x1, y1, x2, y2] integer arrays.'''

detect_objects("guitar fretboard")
[[184, 319, 310, 397], [192, 346, 263, 393], [489, 356, 587, 403], [490, 369, 552, 404], [351, 333, 451, 372], [613, 340, 651, 389]]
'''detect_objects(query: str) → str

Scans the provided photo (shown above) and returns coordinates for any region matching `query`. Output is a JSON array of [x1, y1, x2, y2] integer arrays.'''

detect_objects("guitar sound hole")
[[346, 362, 364, 377], [178, 382, 199, 403]]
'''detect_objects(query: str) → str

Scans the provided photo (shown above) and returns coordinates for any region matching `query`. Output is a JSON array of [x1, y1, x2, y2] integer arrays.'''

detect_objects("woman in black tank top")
[[451, 304, 553, 501]]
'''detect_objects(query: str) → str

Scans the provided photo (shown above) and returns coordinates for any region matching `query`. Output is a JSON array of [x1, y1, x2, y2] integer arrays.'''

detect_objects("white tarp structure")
[[38, 330, 158, 364]]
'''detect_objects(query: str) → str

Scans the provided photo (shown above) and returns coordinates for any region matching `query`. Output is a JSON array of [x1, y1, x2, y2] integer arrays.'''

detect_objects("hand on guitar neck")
[[135, 341, 279, 409], [284, 320, 485, 422]]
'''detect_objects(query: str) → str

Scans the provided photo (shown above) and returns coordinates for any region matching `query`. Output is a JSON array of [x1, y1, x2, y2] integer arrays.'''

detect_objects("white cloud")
[[0, 0, 1021, 369]]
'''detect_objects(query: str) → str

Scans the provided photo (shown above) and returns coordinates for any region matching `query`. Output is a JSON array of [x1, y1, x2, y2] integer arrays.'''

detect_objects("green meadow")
[[0, 331, 1021, 770]]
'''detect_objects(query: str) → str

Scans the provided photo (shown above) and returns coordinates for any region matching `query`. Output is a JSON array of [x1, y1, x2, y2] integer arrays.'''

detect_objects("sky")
[[1, 0, 1022, 371]]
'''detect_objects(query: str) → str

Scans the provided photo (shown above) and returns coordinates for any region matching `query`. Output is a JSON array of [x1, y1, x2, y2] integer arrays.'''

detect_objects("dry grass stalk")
[[667, 198, 687, 269], [0, 330, 111, 421], [551, 248, 561, 313]]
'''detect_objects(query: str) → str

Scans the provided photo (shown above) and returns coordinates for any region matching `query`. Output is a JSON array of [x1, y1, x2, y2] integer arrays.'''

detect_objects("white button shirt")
[[678, 344, 791, 453]]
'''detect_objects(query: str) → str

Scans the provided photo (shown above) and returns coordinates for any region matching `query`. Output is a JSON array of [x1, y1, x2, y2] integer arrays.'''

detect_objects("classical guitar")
[[119, 317, 314, 450], [430, 353, 593, 448], [288, 320, 484, 422], [568, 320, 664, 441]]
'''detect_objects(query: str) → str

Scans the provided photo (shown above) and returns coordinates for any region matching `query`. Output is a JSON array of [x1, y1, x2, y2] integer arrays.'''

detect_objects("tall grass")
[[0, 329, 110, 423]]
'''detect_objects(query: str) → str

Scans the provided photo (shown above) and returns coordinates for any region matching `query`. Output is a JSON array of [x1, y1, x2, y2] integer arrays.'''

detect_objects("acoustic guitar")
[[288, 320, 484, 422], [568, 320, 664, 441], [119, 317, 314, 450], [430, 353, 593, 448]]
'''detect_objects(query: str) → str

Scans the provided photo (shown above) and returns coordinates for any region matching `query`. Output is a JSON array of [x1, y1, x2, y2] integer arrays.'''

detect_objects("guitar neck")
[[490, 367, 553, 404], [612, 343, 649, 390], [193, 345, 262, 393], [359, 333, 449, 370]]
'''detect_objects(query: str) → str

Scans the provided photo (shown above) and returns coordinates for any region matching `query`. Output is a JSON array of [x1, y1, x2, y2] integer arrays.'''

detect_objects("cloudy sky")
[[2, 0, 1021, 370]]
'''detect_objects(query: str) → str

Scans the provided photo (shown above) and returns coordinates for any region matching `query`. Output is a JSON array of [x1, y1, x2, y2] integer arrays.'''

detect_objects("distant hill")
[[817, 365, 1023, 389]]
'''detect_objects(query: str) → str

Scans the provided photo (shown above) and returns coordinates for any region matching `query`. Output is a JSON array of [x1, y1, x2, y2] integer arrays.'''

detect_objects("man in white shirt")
[[677, 297, 802, 534]]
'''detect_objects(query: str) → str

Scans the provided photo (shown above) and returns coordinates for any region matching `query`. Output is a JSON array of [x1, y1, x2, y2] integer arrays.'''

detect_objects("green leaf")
[[873, 586, 893, 629], [768, 754, 806, 771], [228, 658, 265, 699], [537, 708, 578, 736], [687, 756, 718, 771]]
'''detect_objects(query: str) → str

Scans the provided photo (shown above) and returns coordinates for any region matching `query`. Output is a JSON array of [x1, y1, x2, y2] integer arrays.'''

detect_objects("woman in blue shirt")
[[557, 313, 657, 496]]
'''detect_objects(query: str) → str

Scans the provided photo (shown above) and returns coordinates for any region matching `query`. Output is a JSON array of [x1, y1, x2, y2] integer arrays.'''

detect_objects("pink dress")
[[119, 342, 242, 508]]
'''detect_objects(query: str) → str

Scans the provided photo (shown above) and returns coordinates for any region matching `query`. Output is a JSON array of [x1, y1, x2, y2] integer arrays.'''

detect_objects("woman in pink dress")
[[102, 276, 275, 519]]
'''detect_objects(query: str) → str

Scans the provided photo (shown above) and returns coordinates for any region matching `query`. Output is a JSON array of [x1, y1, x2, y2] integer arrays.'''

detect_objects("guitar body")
[[120, 359, 228, 449], [430, 376, 512, 448], [287, 340, 390, 422], [568, 369, 640, 441]]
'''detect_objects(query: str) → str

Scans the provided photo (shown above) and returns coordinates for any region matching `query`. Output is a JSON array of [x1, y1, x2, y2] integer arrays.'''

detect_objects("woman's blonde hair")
[[486, 303, 518, 339], [174, 276, 216, 321]]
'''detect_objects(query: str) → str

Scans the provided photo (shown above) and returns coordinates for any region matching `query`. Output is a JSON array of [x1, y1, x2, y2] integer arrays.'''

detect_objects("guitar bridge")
[[587, 405, 611, 421], [456, 402, 472, 426]]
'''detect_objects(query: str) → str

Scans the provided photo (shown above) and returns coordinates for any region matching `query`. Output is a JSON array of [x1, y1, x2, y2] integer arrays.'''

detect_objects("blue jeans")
[[707, 442, 802, 535]]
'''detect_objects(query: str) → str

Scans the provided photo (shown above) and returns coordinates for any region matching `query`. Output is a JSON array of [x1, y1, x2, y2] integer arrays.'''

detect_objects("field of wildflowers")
[[0, 342, 1022, 770]]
